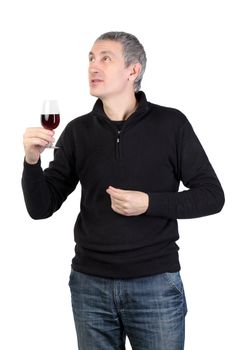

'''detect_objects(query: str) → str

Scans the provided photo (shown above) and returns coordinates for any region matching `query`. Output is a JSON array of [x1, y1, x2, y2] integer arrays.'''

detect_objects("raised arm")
[[22, 127, 78, 219]]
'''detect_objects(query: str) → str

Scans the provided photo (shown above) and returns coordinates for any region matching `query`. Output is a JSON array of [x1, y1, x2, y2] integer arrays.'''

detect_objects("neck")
[[102, 93, 138, 121]]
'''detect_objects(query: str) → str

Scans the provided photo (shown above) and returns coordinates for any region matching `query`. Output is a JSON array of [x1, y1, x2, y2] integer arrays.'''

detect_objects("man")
[[22, 31, 225, 350]]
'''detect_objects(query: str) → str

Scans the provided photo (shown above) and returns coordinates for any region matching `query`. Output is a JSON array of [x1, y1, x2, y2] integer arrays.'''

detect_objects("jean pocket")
[[162, 272, 184, 295]]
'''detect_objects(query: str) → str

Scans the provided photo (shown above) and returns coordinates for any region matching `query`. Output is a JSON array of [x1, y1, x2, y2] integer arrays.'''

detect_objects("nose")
[[89, 66, 99, 74], [89, 59, 100, 74]]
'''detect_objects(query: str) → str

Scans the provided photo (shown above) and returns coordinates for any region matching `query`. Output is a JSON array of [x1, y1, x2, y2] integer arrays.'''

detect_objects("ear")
[[128, 63, 142, 82]]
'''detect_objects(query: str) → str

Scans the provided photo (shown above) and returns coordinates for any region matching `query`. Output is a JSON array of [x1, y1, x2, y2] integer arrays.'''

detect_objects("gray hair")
[[95, 31, 147, 92]]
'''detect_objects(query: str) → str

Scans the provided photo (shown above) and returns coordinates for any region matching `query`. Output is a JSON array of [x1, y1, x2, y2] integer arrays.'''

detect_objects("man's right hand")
[[23, 127, 55, 164]]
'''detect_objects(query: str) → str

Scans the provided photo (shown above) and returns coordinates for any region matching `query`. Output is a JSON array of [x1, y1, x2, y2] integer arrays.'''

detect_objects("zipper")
[[116, 129, 121, 159], [103, 119, 124, 159]]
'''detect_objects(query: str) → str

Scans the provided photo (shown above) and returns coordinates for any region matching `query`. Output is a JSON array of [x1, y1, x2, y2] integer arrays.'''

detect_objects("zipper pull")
[[116, 129, 121, 159], [117, 130, 121, 143]]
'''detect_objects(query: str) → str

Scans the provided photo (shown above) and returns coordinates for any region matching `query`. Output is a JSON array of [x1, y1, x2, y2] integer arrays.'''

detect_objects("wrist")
[[24, 156, 40, 165]]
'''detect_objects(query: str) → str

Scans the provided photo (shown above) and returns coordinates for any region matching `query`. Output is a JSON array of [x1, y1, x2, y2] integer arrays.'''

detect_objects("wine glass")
[[41, 100, 60, 148]]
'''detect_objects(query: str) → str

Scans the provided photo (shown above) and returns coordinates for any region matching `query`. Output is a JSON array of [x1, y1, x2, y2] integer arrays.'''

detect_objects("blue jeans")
[[69, 269, 187, 350]]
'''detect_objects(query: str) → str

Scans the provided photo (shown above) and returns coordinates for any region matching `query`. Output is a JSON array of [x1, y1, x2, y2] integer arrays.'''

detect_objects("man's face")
[[88, 40, 134, 99]]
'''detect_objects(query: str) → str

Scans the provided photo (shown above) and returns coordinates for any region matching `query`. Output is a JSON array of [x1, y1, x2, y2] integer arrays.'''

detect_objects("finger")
[[107, 192, 126, 202], [111, 202, 132, 216], [24, 131, 55, 140], [110, 202, 124, 215], [106, 187, 129, 201], [107, 186, 126, 193], [24, 132, 55, 145], [24, 127, 54, 134], [110, 195, 130, 211], [24, 138, 54, 149], [112, 197, 130, 208], [24, 127, 54, 139]]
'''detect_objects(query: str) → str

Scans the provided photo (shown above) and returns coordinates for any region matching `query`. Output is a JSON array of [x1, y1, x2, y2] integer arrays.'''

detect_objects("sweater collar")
[[92, 91, 150, 124]]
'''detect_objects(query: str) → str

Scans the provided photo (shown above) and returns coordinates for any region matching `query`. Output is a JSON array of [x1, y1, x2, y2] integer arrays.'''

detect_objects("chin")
[[89, 87, 102, 97], [90, 90, 106, 100], [90, 90, 99, 98]]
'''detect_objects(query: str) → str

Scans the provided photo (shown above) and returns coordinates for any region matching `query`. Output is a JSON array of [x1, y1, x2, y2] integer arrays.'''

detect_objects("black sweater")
[[22, 92, 225, 278]]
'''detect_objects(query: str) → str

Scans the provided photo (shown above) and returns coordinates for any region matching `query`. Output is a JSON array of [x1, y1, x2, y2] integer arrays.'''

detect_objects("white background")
[[0, 0, 244, 349]]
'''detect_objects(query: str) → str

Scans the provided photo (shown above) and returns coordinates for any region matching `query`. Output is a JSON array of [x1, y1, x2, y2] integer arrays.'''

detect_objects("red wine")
[[41, 114, 60, 130]]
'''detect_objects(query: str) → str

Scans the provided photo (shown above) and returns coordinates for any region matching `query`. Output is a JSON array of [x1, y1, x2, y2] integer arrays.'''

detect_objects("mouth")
[[90, 79, 104, 84]]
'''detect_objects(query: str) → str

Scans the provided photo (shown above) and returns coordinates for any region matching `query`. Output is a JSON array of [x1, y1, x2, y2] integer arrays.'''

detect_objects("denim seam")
[[162, 272, 183, 295]]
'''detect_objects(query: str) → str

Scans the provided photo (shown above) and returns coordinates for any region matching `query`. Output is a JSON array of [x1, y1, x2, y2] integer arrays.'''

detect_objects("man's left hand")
[[106, 186, 149, 216]]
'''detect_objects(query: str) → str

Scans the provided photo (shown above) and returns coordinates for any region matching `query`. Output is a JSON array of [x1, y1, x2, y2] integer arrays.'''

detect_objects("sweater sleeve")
[[146, 119, 225, 219], [21, 129, 79, 219]]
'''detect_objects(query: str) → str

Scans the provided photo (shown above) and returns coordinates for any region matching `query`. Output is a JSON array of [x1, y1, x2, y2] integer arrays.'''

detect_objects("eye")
[[89, 56, 94, 63], [103, 56, 111, 62]]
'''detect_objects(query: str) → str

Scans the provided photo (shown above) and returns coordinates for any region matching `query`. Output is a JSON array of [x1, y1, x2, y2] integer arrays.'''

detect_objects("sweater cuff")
[[24, 157, 40, 166], [146, 193, 169, 218], [23, 158, 42, 176]]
